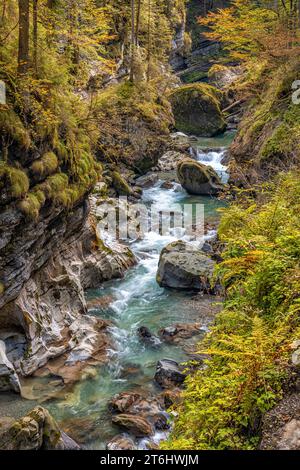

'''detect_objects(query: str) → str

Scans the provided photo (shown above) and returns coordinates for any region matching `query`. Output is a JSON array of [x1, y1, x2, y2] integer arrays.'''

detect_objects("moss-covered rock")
[[95, 81, 174, 174], [229, 60, 300, 184], [111, 171, 133, 196], [169, 83, 227, 136], [177, 158, 223, 195], [0, 407, 80, 450]]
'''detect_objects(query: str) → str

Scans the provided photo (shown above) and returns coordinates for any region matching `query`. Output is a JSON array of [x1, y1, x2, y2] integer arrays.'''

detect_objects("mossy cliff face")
[[229, 59, 300, 185], [95, 81, 174, 174], [169, 83, 226, 136]]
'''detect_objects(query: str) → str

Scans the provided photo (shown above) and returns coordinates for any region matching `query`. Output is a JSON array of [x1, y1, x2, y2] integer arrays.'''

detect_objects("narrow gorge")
[[1, 0, 300, 455]]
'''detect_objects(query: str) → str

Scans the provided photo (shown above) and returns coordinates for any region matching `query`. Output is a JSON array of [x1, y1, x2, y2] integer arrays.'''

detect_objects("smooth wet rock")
[[156, 240, 215, 291], [154, 359, 186, 389], [61, 415, 101, 445], [159, 323, 202, 344], [169, 83, 226, 137], [108, 391, 163, 417], [0, 340, 21, 393], [106, 434, 136, 450], [177, 158, 223, 195], [0, 406, 80, 450], [154, 413, 170, 431], [135, 173, 159, 188], [154, 150, 190, 172], [112, 414, 153, 437], [109, 392, 143, 414], [160, 181, 175, 190], [137, 326, 161, 348]]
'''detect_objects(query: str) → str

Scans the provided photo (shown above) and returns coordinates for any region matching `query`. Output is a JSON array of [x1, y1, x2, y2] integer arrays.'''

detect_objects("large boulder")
[[154, 359, 186, 389], [169, 83, 226, 137], [112, 414, 153, 437], [0, 407, 80, 450], [156, 240, 215, 291], [177, 158, 223, 195]]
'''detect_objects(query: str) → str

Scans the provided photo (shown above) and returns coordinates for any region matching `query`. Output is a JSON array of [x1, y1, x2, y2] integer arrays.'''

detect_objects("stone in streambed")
[[177, 158, 223, 195], [159, 323, 202, 344], [108, 391, 163, 417], [154, 150, 190, 172], [137, 326, 161, 348], [169, 83, 227, 137], [112, 414, 153, 437], [108, 392, 144, 414], [156, 240, 215, 291], [154, 359, 186, 389], [135, 173, 159, 188], [106, 434, 136, 450]]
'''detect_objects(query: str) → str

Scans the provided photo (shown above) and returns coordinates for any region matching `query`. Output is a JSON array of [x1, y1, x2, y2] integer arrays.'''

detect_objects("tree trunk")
[[18, 0, 30, 75], [146, 0, 151, 82], [33, 0, 38, 75], [130, 0, 135, 82], [135, 0, 142, 46]]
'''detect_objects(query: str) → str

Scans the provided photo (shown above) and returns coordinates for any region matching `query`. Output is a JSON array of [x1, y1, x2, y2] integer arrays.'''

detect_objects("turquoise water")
[[0, 135, 231, 449]]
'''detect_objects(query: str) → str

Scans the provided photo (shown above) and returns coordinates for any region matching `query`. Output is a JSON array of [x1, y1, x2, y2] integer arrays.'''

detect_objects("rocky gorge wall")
[[0, 193, 135, 393]]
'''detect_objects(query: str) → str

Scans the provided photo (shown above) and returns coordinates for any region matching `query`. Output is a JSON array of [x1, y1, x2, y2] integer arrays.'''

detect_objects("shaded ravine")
[[0, 132, 234, 449]]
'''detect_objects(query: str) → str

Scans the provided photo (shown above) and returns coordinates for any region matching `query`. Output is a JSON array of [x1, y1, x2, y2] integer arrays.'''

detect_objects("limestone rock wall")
[[0, 198, 135, 391]]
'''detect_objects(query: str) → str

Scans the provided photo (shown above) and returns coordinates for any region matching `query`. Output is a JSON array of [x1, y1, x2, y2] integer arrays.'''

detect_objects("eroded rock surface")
[[0, 406, 80, 450], [0, 197, 135, 390]]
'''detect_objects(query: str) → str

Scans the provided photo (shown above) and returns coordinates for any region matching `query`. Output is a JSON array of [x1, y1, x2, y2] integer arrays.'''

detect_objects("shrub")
[[164, 171, 300, 450]]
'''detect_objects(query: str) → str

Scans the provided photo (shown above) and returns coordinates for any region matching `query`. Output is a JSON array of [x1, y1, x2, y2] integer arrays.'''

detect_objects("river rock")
[[137, 326, 161, 348], [0, 406, 80, 450], [156, 240, 215, 291], [109, 392, 144, 414], [169, 83, 226, 137], [154, 150, 191, 172], [135, 173, 159, 188], [108, 391, 162, 416], [106, 434, 136, 450], [0, 196, 136, 387], [0, 340, 21, 393], [177, 158, 223, 195], [154, 359, 186, 389], [112, 414, 153, 437], [159, 323, 202, 344]]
